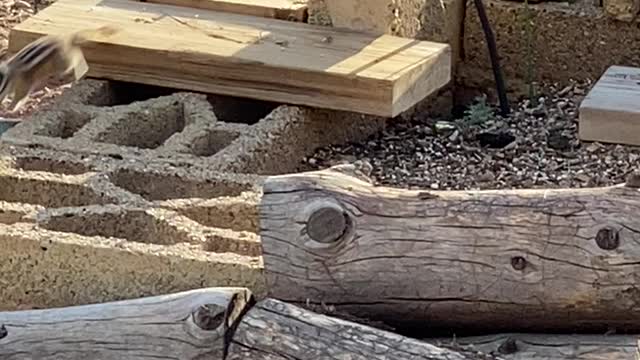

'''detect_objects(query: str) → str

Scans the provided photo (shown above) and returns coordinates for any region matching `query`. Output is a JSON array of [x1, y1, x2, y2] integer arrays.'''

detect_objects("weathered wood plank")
[[259, 164, 640, 332], [429, 333, 640, 360], [8, 0, 450, 117], [141, 0, 309, 22], [227, 298, 495, 359], [0, 287, 252, 359], [579, 65, 640, 146]]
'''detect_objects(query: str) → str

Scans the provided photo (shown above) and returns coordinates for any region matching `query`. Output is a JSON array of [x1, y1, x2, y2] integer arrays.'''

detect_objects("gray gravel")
[[304, 79, 640, 190]]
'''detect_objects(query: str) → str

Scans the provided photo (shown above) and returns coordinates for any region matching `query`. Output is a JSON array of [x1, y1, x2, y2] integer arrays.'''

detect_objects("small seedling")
[[455, 94, 496, 131]]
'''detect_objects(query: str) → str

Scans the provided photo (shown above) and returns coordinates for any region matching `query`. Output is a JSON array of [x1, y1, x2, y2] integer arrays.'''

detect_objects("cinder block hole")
[[110, 169, 254, 201], [39, 210, 192, 245], [0, 207, 29, 224], [0, 175, 111, 207], [95, 101, 185, 149], [13, 157, 92, 175], [208, 94, 278, 125], [203, 232, 261, 257], [190, 129, 241, 156], [33, 110, 93, 139], [93, 81, 177, 106], [175, 201, 258, 233]]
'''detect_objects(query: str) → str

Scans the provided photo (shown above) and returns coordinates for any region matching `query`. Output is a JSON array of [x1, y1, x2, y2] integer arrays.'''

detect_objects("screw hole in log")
[[595, 227, 619, 250], [511, 256, 527, 271], [498, 337, 519, 354]]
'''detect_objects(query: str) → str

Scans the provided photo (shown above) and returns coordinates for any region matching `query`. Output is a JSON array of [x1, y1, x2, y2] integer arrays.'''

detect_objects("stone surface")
[[459, 0, 640, 99], [310, 0, 640, 100], [604, 0, 639, 21]]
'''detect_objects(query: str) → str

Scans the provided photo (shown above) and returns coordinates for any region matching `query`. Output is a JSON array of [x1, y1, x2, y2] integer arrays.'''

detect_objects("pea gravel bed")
[[304, 79, 640, 191]]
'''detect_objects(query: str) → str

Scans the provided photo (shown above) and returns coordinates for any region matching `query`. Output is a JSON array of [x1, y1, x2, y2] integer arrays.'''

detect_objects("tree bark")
[[0, 287, 252, 359], [259, 165, 640, 333], [429, 333, 640, 360], [227, 298, 494, 360]]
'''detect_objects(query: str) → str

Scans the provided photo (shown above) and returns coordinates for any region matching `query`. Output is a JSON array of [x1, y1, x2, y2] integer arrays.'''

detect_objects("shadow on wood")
[[259, 164, 640, 334], [228, 298, 493, 359]]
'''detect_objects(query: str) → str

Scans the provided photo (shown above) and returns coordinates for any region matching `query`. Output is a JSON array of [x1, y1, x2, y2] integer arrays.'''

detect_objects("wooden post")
[[227, 298, 486, 359], [0, 287, 252, 359], [259, 165, 640, 332]]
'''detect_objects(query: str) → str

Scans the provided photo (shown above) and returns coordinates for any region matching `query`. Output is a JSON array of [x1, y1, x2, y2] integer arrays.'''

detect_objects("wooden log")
[[0, 287, 252, 359], [259, 165, 640, 333], [429, 333, 640, 360], [8, 0, 451, 118], [227, 298, 492, 359], [141, 0, 309, 22]]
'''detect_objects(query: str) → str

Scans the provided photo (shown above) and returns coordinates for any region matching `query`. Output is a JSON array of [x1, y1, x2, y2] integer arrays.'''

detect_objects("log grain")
[[0, 287, 252, 359], [259, 165, 640, 332], [227, 298, 495, 359], [430, 333, 640, 360]]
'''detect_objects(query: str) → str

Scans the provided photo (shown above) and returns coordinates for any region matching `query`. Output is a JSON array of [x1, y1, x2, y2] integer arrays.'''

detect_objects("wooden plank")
[[579, 65, 640, 145], [7, 0, 451, 117], [228, 298, 490, 360], [259, 163, 640, 332], [141, 0, 309, 22], [0, 287, 253, 359], [430, 333, 640, 360]]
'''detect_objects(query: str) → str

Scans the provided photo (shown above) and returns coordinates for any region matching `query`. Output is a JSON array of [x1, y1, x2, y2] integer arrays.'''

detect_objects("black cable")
[[472, 0, 510, 116]]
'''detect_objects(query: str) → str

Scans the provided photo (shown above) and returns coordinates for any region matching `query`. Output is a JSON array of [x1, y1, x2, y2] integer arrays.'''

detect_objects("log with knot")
[[259, 164, 640, 333]]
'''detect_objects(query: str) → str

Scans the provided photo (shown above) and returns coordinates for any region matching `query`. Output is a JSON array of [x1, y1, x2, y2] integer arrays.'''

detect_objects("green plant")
[[455, 94, 495, 130]]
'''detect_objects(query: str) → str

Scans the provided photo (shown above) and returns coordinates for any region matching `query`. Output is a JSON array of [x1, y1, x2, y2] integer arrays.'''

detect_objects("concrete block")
[[0, 78, 388, 310]]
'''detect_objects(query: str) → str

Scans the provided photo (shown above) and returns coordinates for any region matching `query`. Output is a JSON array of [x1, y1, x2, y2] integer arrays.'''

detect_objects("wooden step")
[[579, 65, 640, 146], [140, 0, 308, 22], [8, 0, 451, 117]]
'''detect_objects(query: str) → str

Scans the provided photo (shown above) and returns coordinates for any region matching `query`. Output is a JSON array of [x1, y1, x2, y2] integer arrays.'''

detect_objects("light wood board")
[[141, 0, 309, 22], [579, 65, 640, 145], [8, 0, 451, 117]]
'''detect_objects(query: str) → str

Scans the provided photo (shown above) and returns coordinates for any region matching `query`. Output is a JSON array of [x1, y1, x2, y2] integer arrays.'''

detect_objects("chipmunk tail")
[[70, 25, 121, 46]]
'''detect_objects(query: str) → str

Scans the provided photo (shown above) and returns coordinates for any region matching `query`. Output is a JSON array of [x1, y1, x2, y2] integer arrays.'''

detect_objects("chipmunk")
[[0, 25, 120, 111]]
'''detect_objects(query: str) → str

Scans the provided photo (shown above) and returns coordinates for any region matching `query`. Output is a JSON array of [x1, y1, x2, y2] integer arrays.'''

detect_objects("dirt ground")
[[306, 79, 640, 191]]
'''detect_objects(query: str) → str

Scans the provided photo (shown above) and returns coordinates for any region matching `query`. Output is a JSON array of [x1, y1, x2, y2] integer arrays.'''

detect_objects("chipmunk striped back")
[[0, 25, 121, 111]]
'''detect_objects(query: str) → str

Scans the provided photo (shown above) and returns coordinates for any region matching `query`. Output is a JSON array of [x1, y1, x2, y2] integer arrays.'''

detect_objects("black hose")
[[472, 0, 510, 116]]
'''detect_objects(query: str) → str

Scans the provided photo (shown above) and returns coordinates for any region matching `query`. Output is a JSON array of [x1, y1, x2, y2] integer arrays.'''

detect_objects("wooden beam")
[[579, 65, 640, 146], [0, 287, 253, 359], [259, 164, 640, 332], [8, 0, 451, 117], [141, 0, 309, 22], [227, 298, 489, 359], [429, 333, 640, 360], [0, 287, 491, 360]]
